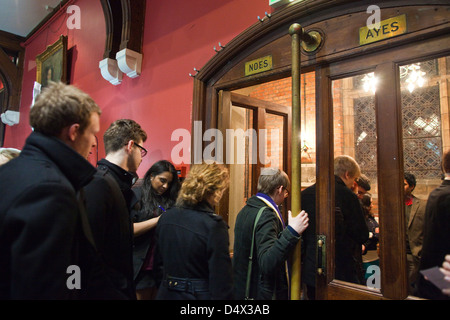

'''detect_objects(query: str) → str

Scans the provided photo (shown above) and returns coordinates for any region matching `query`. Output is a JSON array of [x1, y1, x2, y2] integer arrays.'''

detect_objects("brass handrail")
[[289, 22, 322, 300]]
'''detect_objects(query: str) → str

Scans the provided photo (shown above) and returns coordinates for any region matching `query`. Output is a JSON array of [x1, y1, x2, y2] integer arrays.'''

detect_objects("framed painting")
[[36, 35, 67, 87]]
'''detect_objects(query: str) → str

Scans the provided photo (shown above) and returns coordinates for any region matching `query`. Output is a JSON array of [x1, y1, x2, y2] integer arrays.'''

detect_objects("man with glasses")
[[232, 167, 309, 300], [84, 119, 147, 299]]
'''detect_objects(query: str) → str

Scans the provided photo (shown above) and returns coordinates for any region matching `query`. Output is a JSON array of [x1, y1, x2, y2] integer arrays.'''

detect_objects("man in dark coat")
[[0, 82, 115, 299], [415, 149, 450, 300], [84, 119, 147, 299], [233, 168, 309, 300], [302, 155, 369, 299]]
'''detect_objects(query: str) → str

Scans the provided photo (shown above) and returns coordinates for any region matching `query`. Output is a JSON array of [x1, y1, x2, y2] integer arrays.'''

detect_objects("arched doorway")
[[192, 0, 450, 300]]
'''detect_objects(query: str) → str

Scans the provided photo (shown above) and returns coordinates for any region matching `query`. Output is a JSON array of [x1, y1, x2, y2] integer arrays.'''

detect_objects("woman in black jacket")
[[131, 160, 180, 299], [154, 163, 233, 300]]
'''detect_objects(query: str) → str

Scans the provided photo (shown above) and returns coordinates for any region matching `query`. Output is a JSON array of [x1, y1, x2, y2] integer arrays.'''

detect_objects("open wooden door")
[[217, 91, 291, 253]]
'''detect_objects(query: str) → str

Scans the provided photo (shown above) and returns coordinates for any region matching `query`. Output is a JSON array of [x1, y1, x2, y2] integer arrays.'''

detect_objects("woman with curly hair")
[[153, 162, 233, 300], [131, 160, 180, 299]]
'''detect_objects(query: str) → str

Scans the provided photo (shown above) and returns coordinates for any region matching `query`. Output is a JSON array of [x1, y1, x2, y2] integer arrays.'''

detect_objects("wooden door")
[[315, 37, 450, 300], [217, 91, 291, 252], [191, 1, 450, 300]]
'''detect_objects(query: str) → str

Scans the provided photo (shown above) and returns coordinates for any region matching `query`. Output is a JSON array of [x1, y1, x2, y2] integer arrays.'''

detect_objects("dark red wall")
[[4, 0, 271, 177]]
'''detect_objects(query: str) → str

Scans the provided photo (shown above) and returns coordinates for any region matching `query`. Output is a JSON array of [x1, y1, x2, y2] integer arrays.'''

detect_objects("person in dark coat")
[[233, 168, 309, 300], [84, 119, 148, 300], [0, 82, 117, 299], [361, 193, 379, 253], [131, 160, 180, 300], [302, 155, 369, 299], [415, 149, 450, 300], [154, 163, 233, 300]]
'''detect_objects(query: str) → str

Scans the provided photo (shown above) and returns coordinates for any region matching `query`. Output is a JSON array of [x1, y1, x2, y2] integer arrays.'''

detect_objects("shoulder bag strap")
[[245, 206, 267, 300]]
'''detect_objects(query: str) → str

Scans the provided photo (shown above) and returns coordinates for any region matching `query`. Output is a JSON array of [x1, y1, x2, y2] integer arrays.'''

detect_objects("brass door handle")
[[317, 235, 326, 275]]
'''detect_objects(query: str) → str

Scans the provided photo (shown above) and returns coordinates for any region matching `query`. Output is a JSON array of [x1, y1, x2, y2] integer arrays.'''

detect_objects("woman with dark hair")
[[361, 193, 379, 253], [131, 160, 181, 299]]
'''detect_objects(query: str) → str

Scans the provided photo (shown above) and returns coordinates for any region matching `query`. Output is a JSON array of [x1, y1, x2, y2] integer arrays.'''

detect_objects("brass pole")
[[289, 23, 302, 300]]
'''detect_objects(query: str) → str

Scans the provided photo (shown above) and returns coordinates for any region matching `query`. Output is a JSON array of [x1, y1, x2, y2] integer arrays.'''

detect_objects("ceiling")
[[0, 0, 64, 38]]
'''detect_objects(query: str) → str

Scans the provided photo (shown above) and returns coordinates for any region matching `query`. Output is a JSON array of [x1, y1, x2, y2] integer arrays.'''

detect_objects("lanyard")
[[256, 193, 285, 228]]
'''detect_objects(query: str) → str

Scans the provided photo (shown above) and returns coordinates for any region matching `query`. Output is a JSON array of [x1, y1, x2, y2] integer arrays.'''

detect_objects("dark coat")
[[97, 159, 137, 211], [84, 160, 136, 299], [129, 187, 153, 282], [416, 179, 450, 300], [301, 176, 369, 287], [129, 187, 168, 289], [233, 196, 300, 300], [363, 214, 379, 252], [154, 202, 233, 300], [0, 132, 118, 299], [300, 184, 318, 289]]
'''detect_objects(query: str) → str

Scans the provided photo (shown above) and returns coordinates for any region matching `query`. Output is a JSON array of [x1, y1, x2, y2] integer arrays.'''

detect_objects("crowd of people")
[[0, 82, 448, 300]]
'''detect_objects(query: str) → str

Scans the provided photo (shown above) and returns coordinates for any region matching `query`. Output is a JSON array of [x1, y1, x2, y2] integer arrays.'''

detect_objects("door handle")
[[317, 235, 326, 275]]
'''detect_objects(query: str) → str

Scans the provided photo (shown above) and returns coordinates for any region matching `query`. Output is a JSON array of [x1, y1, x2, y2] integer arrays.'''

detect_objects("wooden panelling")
[[192, 0, 450, 300], [100, 0, 146, 59], [0, 30, 25, 146], [214, 5, 449, 88]]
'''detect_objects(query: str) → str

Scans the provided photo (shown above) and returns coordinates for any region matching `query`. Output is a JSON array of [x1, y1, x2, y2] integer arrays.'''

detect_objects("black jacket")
[[84, 159, 136, 299], [154, 202, 233, 300], [97, 159, 137, 210], [130, 187, 167, 287], [233, 195, 300, 300], [0, 132, 112, 299], [334, 176, 369, 284], [416, 179, 450, 300], [301, 176, 369, 287]]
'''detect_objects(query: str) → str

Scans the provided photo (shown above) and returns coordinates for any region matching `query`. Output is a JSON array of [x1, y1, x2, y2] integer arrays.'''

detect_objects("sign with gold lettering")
[[245, 55, 273, 76], [359, 14, 406, 45]]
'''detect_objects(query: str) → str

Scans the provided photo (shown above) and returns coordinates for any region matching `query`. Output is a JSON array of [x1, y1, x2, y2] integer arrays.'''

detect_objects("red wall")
[[3, 0, 271, 177]]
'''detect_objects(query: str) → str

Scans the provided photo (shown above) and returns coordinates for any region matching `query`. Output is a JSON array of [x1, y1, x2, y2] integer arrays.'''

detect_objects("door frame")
[[191, 0, 450, 300], [315, 35, 449, 300], [217, 91, 292, 227]]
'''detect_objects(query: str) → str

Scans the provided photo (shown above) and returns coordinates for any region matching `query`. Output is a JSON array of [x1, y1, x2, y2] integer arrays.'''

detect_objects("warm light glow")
[[362, 72, 378, 94], [401, 63, 426, 93], [361, 63, 427, 94], [404, 64, 426, 93]]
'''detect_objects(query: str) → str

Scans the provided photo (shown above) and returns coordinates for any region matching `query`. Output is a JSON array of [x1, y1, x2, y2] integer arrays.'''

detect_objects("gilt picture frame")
[[36, 35, 67, 87]]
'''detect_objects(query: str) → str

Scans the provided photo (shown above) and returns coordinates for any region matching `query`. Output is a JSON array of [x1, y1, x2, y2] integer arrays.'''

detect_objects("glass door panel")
[[332, 72, 380, 289], [264, 112, 284, 170], [399, 56, 450, 297], [228, 105, 254, 251]]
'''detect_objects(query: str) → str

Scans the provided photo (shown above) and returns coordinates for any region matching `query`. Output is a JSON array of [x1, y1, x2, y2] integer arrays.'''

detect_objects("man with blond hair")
[[333, 155, 369, 284], [301, 155, 368, 299], [0, 82, 113, 299]]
